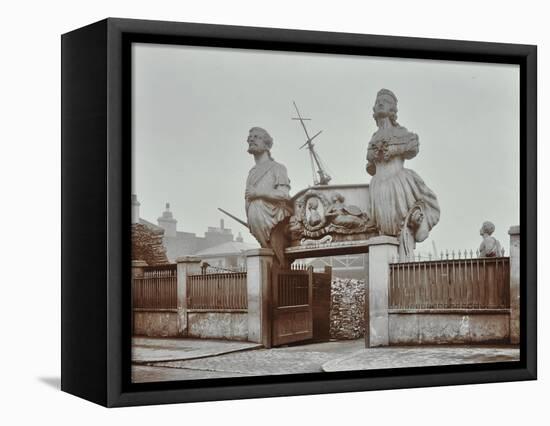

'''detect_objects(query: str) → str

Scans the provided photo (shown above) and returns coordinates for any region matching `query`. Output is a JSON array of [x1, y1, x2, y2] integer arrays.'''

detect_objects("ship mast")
[[292, 102, 332, 186]]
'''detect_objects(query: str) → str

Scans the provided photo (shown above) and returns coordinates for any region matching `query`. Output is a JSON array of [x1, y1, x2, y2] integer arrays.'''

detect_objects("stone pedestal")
[[176, 256, 201, 336], [246, 248, 274, 347], [365, 236, 399, 347], [508, 226, 520, 344]]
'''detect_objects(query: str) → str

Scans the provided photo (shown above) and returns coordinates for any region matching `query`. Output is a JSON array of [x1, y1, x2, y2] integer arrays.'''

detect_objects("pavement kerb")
[[321, 350, 362, 372], [133, 343, 264, 365]]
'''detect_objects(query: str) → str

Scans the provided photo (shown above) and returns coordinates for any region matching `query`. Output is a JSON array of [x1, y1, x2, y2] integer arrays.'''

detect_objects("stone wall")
[[133, 311, 179, 337], [330, 278, 366, 340], [187, 311, 248, 340], [389, 312, 510, 344]]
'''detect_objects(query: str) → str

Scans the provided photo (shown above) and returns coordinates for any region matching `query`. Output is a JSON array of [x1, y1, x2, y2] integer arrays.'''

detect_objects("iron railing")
[[389, 256, 510, 310], [187, 271, 248, 310], [132, 264, 177, 310]]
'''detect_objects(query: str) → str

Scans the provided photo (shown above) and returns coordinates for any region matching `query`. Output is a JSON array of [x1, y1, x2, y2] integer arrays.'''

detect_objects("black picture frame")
[[61, 17, 537, 407]]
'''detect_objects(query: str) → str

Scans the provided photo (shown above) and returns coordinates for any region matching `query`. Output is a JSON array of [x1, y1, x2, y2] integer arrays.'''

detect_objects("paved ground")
[[132, 339, 362, 382], [132, 337, 262, 363], [322, 345, 520, 372], [131, 338, 520, 383]]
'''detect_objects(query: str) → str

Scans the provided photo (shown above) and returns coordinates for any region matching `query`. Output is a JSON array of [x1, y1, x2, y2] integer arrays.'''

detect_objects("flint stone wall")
[[330, 278, 366, 340]]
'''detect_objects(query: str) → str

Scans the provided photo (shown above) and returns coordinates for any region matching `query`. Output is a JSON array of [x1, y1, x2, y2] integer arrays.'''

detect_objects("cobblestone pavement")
[[132, 365, 251, 382], [132, 340, 362, 383], [132, 339, 520, 383], [132, 337, 262, 363], [322, 346, 520, 372]]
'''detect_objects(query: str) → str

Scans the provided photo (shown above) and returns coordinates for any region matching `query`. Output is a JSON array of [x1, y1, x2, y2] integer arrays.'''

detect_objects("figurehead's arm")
[[385, 132, 419, 160]]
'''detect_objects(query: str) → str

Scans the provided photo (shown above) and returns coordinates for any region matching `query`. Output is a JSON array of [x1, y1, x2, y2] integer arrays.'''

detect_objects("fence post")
[[176, 256, 201, 336], [131, 260, 148, 279], [366, 236, 399, 347], [508, 226, 520, 344], [131, 260, 147, 336], [246, 248, 274, 347]]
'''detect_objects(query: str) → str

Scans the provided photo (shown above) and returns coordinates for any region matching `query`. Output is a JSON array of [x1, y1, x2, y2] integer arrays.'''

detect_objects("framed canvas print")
[[61, 18, 537, 407]]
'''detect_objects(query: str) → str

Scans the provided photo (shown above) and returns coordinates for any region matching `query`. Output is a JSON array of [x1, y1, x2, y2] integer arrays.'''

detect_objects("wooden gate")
[[312, 266, 332, 342], [272, 266, 313, 346]]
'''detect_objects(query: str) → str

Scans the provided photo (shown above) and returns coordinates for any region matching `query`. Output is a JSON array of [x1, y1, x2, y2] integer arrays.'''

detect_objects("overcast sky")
[[132, 43, 519, 256]]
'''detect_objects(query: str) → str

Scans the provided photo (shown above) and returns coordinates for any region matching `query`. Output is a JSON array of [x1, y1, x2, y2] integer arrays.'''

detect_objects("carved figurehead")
[[478, 221, 503, 257], [366, 89, 440, 260], [288, 188, 375, 246], [325, 192, 366, 229], [245, 127, 293, 266]]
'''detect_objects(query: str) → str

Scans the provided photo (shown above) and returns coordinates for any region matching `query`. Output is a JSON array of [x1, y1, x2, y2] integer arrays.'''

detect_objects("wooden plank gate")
[[272, 264, 332, 347], [272, 265, 313, 346]]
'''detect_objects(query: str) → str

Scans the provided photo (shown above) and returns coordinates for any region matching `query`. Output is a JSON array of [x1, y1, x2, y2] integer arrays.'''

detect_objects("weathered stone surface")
[[133, 312, 179, 337], [509, 226, 520, 344], [387, 314, 420, 344], [330, 278, 366, 339], [468, 314, 510, 343], [187, 312, 248, 340], [389, 313, 510, 344], [246, 248, 274, 347], [367, 237, 399, 347], [176, 257, 201, 336], [366, 89, 440, 260]]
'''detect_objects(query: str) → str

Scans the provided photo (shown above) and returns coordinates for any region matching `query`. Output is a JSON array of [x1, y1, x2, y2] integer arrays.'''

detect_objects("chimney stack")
[[157, 202, 177, 237], [131, 194, 140, 224]]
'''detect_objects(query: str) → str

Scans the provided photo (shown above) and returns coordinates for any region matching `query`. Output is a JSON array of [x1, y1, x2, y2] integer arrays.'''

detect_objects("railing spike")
[[440, 251, 444, 260], [501, 247, 505, 256], [476, 248, 480, 258], [458, 249, 461, 259], [428, 253, 432, 261]]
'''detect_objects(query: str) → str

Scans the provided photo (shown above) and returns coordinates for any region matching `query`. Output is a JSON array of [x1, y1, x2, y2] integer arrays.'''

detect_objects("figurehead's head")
[[480, 221, 496, 236], [373, 88, 399, 126], [247, 127, 273, 157]]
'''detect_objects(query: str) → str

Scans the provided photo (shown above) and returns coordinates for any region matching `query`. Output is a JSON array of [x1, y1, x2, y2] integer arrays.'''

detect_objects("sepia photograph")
[[130, 42, 520, 383]]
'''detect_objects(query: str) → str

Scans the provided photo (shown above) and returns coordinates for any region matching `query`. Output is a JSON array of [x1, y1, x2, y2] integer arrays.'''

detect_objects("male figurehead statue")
[[245, 127, 292, 266]]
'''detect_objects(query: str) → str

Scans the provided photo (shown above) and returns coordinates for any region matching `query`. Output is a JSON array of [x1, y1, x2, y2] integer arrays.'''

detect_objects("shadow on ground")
[[38, 377, 61, 389]]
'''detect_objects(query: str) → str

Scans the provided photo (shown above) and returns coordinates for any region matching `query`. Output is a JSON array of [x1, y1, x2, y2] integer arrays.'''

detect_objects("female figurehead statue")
[[366, 89, 440, 260]]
